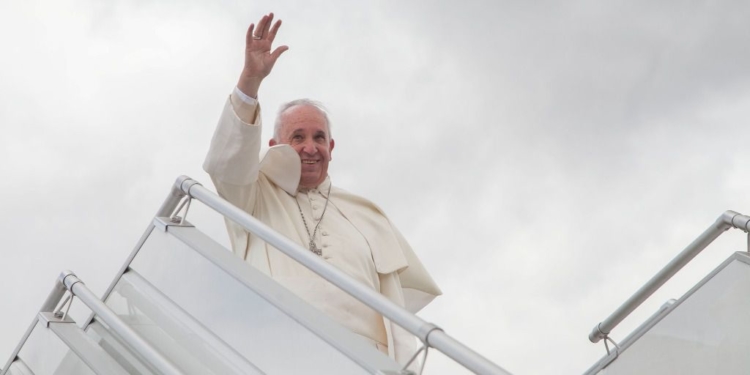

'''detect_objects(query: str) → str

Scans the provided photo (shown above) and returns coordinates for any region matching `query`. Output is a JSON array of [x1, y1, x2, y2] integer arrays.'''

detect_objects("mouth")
[[302, 160, 319, 165]]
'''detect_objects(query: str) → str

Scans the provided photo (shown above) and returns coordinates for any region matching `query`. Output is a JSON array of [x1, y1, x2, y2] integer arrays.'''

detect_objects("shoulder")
[[331, 185, 389, 218]]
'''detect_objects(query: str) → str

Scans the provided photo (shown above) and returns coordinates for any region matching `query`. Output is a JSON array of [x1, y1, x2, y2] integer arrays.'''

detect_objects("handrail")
[[174, 176, 512, 375], [59, 271, 184, 375], [588, 210, 750, 343]]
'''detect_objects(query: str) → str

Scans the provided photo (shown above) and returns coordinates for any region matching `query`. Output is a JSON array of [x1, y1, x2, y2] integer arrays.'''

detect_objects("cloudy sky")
[[2, 0, 750, 374]]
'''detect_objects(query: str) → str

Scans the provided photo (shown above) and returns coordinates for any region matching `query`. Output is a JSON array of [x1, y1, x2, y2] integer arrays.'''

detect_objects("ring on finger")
[[253, 35, 262, 40]]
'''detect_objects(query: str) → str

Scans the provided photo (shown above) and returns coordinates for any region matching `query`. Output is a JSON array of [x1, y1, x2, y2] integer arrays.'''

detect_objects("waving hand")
[[237, 13, 289, 98]]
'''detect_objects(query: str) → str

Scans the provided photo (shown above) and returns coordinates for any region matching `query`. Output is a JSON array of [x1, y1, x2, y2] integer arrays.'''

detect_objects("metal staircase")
[[585, 211, 750, 374], [1, 176, 511, 375]]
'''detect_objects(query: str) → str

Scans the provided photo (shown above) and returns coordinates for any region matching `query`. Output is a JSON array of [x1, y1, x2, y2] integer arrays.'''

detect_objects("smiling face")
[[270, 104, 334, 189]]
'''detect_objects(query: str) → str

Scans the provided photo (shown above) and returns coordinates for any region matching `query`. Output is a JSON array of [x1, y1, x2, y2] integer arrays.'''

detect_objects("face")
[[270, 104, 334, 189]]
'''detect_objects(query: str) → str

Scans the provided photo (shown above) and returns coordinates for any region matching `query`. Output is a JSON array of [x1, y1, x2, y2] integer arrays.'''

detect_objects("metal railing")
[[169, 176, 512, 375], [59, 272, 184, 375], [1, 271, 184, 375], [588, 210, 750, 344]]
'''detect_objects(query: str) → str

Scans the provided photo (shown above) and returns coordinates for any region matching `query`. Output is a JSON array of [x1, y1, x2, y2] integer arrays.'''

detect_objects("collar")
[[298, 176, 332, 198]]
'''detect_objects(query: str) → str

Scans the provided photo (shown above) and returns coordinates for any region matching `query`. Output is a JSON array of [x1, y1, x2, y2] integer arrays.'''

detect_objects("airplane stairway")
[[1, 176, 511, 375]]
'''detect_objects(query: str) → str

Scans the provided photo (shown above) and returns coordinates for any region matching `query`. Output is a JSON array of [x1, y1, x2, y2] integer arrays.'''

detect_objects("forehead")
[[279, 105, 329, 135]]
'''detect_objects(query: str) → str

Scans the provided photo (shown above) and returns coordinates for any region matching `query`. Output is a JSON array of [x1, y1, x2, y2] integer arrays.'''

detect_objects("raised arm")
[[237, 13, 289, 98], [204, 13, 289, 204]]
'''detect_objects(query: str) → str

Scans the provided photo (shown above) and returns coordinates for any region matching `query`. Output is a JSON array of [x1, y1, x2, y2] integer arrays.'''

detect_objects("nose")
[[301, 140, 317, 155]]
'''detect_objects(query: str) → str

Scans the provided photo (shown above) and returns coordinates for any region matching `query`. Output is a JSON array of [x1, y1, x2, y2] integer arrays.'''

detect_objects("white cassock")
[[203, 89, 442, 365]]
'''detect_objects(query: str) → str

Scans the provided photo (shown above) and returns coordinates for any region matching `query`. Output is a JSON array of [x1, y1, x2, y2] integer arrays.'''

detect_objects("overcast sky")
[[2, 1, 750, 374]]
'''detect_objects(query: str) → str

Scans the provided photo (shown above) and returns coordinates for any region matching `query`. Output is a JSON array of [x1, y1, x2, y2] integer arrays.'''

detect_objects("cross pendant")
[[309, 240, 322, 256]]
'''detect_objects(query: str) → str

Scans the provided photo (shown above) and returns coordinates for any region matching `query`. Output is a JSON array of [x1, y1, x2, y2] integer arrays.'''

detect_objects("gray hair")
[[273, 99, 332, 141]]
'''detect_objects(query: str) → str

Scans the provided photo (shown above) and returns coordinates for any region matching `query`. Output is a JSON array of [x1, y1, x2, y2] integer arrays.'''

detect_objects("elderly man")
[[203, 13, 441, 366]]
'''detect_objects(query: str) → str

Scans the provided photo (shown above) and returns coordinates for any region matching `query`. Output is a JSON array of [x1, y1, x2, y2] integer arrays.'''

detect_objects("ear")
[[328, 138, 335, 160], [269, 138, 277, 147]]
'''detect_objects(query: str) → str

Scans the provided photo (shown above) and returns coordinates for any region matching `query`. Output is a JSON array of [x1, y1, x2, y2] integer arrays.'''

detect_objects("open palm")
[[242, 13, 288, 83]]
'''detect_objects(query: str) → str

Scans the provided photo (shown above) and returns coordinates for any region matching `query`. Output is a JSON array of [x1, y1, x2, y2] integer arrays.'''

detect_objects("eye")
[[292, 134, 303, 141]]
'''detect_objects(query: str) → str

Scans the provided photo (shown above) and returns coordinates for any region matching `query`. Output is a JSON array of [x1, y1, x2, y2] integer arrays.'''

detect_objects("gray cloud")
[[3, 1, 750, 374]]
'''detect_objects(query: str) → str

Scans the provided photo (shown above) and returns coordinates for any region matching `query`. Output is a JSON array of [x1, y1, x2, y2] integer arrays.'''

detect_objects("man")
[[203, 13, 441, 366]]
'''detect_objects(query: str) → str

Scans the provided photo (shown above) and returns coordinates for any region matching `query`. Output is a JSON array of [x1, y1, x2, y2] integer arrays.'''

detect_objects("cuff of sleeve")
[[231, 87, 260, 124]]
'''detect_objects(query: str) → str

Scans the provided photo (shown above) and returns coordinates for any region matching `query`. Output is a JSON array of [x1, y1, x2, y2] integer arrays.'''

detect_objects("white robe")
[[203, 92, 441, 365]]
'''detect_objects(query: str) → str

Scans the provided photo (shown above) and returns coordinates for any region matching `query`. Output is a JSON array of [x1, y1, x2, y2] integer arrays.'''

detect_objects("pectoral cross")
[[309, 240, 322, 256]]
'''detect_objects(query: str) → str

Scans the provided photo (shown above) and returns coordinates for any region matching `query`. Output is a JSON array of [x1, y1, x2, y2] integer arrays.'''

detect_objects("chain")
[[295, 183, 332, 256]]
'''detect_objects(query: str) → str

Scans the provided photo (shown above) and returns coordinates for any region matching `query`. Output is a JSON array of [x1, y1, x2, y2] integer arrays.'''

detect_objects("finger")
[[255, 14, 268, 38], [267, 46, 288, 71], [270, 45, 289, 62], [261, 13, 275, 38], [268, 19, 282, 42], [246, 23, 256, 45]]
